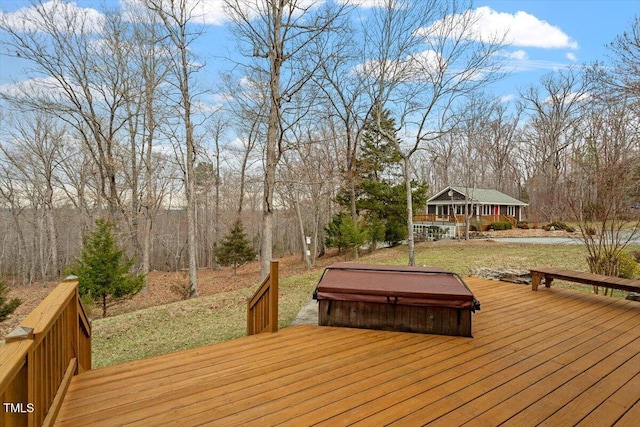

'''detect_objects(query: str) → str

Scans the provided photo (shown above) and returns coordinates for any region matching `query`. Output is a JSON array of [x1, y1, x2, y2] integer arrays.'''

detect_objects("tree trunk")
[[45, 193, 58, 279], [261, 97, 277, 277], [141, 106, 155, 293], [403, 157, 415, 266], [186, 125, 198, 297], [294, 195, 311, 270], [260, 4, 283, 280], [349, 173, 359, 259], [214, 141, 221, 271]]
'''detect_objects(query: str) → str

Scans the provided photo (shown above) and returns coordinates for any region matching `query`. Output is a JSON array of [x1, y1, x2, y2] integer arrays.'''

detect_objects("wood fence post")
[[269, 260, 279, 332]]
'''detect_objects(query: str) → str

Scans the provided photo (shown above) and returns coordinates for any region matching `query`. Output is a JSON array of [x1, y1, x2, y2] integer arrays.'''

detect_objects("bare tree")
[[0, 1, 176, 283], [566, 20, 640, 290], [605, 16, 640, 105], [519, 67, 590, 221], [0, 158, 31, 284], [221, 70, 267, 216], [568, 100, 639, 291], [0, 115, 65, 283], [311, 13, 371, 236], [365, 0, 506, 264], [133, 9, 172, 290], [484, 101, 522, 195], [224, 0, 349, 277], [146, 0, 204, 297], [0, 3, 137, 219]]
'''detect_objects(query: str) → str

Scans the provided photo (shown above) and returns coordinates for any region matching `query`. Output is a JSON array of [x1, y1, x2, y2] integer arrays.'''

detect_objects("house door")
[[436, 205, 448, 220]]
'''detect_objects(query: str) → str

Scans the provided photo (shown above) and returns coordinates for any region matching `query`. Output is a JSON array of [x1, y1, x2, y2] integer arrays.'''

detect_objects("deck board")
[[55, 277, 640, 426]]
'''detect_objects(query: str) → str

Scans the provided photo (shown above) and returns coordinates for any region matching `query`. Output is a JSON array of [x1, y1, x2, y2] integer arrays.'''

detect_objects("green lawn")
[[91, 241, 638, 368]]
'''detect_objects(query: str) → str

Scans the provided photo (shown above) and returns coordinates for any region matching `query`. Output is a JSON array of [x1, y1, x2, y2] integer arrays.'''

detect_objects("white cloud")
[[193, 101, 222, 115], [210, 92, 235, 104], [497, 49, 576, 73], [544, 91, 591, 105], [499, 94, 515, 103], [336, 0, 390, 8], [153, 0, 322, 26], [0, 0, 104, 33], [417, 6, 578, 50], [120, 0, 227, 25], [0, 76, 67, 98], [505, 49, 528, 61], [566, 52, 578, 62], [508, 58, 574, 73], [356, 49, 446, 82]]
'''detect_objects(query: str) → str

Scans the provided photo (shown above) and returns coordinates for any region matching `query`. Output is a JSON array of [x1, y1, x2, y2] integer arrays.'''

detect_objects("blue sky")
[[0, 0, 638, 104]]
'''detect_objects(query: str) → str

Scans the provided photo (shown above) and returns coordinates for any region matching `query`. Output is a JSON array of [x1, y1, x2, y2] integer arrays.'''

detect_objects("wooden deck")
[[54, 277, 640, 426]]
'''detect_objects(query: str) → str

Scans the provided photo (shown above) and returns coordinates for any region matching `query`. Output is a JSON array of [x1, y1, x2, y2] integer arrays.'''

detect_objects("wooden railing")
[[247, 261, 279, 335], [0, 279, 91, 427], [414, 214, 519, 230]]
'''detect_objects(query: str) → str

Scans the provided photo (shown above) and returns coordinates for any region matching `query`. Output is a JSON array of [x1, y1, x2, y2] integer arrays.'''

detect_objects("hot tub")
[[313, 263, 480, 337]]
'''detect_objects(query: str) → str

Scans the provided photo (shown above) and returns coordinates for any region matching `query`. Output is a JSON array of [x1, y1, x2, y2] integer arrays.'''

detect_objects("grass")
[[92, 268, 328, 368], [91, 241, 639, 368]]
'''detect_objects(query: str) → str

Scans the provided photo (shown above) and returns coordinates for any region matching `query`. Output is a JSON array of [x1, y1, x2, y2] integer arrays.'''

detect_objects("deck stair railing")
[[247, 261, 279, 335], [0, 278, 91, 427]]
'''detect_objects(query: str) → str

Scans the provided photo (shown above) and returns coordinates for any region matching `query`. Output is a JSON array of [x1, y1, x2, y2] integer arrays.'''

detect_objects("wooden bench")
[[530, 267, 640, 293]]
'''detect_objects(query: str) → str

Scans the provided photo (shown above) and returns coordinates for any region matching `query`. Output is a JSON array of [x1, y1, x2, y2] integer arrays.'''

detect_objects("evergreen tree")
[[73, 219, 145, 317], [214, 219, 257, 275], [336, 107, 428, 247], [0, 280, 21, 323], [324, 214, 369, 257]]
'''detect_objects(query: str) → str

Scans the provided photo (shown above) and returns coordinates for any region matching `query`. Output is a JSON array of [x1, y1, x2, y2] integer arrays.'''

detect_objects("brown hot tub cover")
[[313, 263, 480, 311]]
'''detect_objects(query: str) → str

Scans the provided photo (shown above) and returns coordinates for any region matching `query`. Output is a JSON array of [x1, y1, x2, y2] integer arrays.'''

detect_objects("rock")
[[470, 267, 531, 284]]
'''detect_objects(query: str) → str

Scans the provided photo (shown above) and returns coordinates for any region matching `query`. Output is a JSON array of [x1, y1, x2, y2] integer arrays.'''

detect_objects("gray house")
[[414, 186, 528, 238]]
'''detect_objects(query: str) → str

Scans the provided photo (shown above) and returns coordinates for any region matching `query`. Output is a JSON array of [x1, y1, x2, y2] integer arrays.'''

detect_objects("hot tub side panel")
[[318, 300, 472, 337]]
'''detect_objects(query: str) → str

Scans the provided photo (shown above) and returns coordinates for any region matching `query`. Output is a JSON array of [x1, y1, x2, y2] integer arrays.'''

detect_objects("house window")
[[506, 205, 516, 216], [436, 205, 449, 216]]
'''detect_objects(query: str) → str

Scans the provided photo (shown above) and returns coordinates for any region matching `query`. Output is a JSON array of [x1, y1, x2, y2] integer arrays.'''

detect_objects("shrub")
[[516, 221, 529, 229], [545, 221, 570, 231], [589, 251, 640, 279], [489, 221, 512, 231], [169, 273, 191, 300], [618, 251, 640, 279]]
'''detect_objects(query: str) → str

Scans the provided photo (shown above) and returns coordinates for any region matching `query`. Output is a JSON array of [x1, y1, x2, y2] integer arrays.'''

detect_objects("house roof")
[[428, 186, 528, 206]]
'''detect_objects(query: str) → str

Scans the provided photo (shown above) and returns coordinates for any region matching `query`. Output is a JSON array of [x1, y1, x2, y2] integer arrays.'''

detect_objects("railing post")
[[246, 260, 279, 335], [269, 260, 279, 333], [3, 327, 35, 427], [71, 286, 79, 375], [246, 297, 253, 335]]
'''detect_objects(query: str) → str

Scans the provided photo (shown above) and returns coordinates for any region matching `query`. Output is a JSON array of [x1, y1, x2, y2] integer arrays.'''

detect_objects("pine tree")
[[0, 280, 21, 323], [324, 214, 369, 257], [214, 219, 257, 275], [73, 219, 145, 317], [336, 107, 428, 247]]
